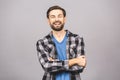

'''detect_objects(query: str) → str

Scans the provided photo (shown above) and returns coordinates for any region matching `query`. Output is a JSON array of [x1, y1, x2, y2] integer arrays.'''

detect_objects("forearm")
[[68, 58, 78, 67], [43, 60, 69, 73], [37, 52, 69, 73], [69, 56, 86, 67]]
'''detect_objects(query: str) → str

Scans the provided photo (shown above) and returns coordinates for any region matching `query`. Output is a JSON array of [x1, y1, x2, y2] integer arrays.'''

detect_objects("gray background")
[[0, 0, 120, 80]]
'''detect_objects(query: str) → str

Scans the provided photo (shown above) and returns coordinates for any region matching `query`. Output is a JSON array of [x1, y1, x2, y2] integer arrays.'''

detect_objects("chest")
[[45, 40, 78, 59]]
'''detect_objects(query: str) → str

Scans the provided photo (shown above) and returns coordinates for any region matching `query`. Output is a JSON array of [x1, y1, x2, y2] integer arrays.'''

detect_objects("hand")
[[77, 55, 87, 67], [49, 57, 54, 61]]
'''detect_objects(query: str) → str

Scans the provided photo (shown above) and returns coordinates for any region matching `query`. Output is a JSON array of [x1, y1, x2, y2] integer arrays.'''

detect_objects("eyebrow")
[[50, 14, 63, 17]]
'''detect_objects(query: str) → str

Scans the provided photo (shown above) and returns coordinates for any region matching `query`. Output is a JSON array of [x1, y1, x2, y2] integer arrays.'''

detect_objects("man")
[[36, 5, 86, 80]]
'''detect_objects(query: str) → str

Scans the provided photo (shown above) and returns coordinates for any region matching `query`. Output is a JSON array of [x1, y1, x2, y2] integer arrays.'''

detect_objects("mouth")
[[53, 21, 61, 25]]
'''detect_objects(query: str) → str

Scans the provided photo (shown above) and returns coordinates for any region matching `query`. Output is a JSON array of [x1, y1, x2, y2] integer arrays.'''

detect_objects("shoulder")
[[36, 33, 51, 46], [67, 30, 83, 40]]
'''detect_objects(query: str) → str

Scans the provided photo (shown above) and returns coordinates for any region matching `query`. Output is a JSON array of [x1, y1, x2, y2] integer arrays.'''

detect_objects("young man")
[[36, 5, 86, 80]]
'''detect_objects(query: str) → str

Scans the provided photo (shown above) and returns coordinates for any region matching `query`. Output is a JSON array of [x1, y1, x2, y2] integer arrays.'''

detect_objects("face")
[[48, 9, 66, 31]]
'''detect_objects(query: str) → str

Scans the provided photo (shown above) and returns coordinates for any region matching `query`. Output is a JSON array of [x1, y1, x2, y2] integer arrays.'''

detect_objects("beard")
[[50, 21, 64, 31]]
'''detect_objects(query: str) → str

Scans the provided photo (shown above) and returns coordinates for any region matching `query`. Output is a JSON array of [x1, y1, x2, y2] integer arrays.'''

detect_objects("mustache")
[[53, 21, 62, 24]]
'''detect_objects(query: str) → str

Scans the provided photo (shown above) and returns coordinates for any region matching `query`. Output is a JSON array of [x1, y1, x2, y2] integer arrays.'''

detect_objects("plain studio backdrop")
[[0, 0, 120, 80]]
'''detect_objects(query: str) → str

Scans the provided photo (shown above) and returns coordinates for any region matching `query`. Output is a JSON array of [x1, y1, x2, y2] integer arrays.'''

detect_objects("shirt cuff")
[[63, 60, 69, 70]]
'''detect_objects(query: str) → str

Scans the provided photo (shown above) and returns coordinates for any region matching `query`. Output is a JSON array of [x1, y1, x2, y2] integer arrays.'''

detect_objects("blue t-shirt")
[[52, 34, 70, 80]]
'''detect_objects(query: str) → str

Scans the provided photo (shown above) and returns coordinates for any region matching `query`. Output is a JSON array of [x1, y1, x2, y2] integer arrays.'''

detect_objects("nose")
[[55, 17, 59, 21]]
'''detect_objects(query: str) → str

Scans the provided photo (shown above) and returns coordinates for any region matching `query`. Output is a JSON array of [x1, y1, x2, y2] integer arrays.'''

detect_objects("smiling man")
[[36, 5, 86, 80]]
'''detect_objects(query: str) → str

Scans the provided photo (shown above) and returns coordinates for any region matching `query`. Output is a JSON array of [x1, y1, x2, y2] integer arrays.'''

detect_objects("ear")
[[47, 18, 50, 25], [64, 17, 66, 23]]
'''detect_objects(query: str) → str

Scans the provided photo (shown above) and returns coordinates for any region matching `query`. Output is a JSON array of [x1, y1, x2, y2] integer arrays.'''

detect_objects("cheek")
[[49, 20, 54, 24], [61, 18, 66, 22], [62, 19, 66, 23], [51, 19, 56, 22]]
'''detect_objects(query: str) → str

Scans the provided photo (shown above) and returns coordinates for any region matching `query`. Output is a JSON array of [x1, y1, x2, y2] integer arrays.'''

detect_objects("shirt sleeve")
[[67, 36, 85, 73], [36, 39, 69, 73]]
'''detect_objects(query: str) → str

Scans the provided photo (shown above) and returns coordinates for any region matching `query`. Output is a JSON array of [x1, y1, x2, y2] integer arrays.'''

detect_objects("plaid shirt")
[[36, 30, 85, 80]]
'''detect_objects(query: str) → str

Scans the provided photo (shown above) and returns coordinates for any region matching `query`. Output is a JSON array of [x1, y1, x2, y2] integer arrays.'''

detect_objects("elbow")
[[69, 66, 85, 73]]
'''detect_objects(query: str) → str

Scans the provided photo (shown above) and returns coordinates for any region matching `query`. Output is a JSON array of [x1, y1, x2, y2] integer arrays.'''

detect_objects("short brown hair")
[[47, 5, 66, 18]]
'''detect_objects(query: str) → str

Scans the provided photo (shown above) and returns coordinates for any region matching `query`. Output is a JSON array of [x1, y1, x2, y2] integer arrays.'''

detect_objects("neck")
[[52, 29, 66, 42]]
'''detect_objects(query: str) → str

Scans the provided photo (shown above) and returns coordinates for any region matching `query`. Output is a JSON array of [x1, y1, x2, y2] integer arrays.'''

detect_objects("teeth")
[[55, 23, 60, 25], [53, 21, 61, 25]]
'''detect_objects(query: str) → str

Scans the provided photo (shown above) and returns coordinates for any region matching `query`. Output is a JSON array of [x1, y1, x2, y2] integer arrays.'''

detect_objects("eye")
[[50, 15, 55, 18], [58, 14, 63, 18]]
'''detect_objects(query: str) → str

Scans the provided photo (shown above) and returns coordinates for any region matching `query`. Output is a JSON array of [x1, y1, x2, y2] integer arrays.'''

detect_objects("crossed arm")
[[49, 55, 86, 68], [49, 55, 86, 73], [36, 38, 86, 73]]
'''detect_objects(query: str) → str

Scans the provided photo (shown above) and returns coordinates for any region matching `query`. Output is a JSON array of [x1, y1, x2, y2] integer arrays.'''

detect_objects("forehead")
[[49, 9, 63, 15]]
